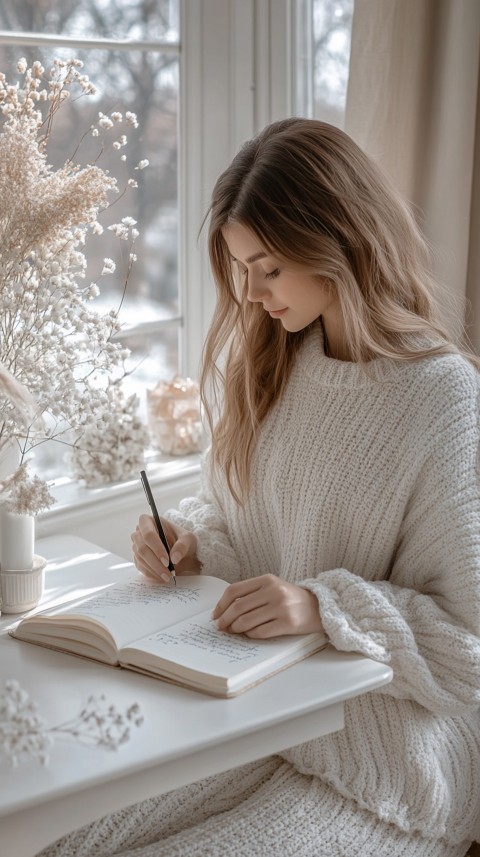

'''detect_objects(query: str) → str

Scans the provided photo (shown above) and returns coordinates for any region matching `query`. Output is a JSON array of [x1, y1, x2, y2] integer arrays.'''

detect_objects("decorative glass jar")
[[147, 376, 202, 456]]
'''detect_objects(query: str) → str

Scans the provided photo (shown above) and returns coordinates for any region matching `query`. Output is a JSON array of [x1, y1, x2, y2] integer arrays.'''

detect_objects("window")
[[0, 0, 181, 478], [294, 0, 353, 127], [1, 0, 340, 514]]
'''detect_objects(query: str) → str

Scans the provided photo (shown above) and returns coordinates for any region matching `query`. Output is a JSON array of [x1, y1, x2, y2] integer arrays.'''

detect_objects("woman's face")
[[222, 222, 337, 333]]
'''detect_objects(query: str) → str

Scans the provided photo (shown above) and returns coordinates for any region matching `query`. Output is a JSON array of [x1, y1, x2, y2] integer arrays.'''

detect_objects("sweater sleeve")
[[301, 372, 480, 716], [164, 450, 242, 584]]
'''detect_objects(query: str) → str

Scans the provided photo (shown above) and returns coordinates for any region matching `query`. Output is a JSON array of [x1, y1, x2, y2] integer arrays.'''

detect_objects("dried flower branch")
[[0, 680, 144, 768], [69, 384, 149, 487], [0, 57, 145, 508], [0, 463, 55, 515], [0, 362, 36, 426], [51, 694, 144, 752]]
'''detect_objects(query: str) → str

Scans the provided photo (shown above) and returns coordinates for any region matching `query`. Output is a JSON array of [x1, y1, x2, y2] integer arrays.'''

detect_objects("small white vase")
[[0, 507, 35, 570], [0, 554, 46, 613]]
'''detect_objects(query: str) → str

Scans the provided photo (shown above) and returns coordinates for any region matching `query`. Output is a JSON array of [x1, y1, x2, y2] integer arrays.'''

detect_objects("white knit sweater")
[[168, 324, 480, 846]]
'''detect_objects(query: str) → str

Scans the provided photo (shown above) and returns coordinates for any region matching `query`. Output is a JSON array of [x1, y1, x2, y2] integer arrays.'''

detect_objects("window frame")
[[180, 0, 295, 377], [0, 0, 295, 535]]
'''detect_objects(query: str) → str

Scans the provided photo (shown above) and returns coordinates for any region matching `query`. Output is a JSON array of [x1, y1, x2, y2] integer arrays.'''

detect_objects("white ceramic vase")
[[0, 507, 45, 613], [0, 555, 46, 613], [0, 506, 35, 570]]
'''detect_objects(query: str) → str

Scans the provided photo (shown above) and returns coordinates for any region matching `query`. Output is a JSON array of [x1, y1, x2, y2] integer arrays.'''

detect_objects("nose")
[[246, 270, 271, 303]]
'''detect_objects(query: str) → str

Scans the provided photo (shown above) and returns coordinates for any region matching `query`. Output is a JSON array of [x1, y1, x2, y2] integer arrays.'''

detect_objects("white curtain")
[[345, 0, 480, 349]]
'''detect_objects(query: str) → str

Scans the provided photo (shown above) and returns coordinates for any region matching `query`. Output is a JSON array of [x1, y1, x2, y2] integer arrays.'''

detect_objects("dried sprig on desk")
[[0, 680, 144, 767]]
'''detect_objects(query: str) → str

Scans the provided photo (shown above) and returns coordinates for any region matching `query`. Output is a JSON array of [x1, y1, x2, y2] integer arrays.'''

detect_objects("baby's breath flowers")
[[0, 680, 144, 768], [0, 57, 145, 510], [0, 680, 52, 767], [0, 464, 55, 515], [69, 384, 149, 487]]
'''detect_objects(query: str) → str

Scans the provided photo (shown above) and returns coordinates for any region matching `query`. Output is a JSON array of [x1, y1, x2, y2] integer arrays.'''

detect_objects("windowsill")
[[39, 453, 202, 522]]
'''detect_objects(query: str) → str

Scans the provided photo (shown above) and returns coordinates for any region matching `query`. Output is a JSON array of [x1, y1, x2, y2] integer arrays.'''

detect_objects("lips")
[[266, 307, 288, 317]]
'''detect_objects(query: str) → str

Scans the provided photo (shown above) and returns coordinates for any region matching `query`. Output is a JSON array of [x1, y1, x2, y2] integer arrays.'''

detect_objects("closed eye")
[[264, 268, 280, 280], [233, 261, 280, 281]]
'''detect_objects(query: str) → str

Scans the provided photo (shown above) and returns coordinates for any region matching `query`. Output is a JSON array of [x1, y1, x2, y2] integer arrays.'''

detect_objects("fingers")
[[131, 515, 201, 580], [137, 514, 171, 565], [213, 576, 278, 636], [169, 532, 196, 566], [131, 516, 172, 583], [212, 578, 265, 619], [221, 605, 278, 636], [244, 619, 286, 639], [213, 575, 324, 638]]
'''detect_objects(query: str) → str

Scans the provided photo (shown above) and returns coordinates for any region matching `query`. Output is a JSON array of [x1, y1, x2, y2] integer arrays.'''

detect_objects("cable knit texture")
[[38, 325, 480, 856]]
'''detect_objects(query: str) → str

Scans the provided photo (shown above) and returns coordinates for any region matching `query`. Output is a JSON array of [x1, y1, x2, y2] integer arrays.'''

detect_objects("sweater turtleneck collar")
[[299, 321, 410, 389]]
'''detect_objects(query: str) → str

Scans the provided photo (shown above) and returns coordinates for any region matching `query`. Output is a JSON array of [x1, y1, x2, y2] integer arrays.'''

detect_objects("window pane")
[[121, 327, 179, 421], [0, 0, 179, 43], [313, 0, 353, 126], [295, 0, 353, 128], [0, 44, 179, 324], [0, 21, 181, 481]]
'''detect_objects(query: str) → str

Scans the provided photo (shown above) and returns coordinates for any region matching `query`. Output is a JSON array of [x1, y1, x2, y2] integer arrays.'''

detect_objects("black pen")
[[140, 470, 176, 586]]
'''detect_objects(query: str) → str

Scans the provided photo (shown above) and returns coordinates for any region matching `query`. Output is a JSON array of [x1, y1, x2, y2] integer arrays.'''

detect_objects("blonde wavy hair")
[[201, 118, 478, 503]]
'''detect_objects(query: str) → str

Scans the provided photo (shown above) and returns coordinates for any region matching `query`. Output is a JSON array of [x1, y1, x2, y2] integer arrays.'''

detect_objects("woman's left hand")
[[212, 574, 324, 638]]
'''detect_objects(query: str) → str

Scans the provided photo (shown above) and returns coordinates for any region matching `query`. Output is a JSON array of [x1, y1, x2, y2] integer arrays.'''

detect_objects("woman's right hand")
[[131, 514, 201, 583]]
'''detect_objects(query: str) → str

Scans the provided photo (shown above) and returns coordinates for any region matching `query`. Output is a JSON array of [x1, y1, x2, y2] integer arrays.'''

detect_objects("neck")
[[321, 311, 352, 362]]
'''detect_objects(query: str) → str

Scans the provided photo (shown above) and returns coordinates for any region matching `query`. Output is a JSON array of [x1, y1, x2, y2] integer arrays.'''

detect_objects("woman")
[[42, 119, 480, 857]]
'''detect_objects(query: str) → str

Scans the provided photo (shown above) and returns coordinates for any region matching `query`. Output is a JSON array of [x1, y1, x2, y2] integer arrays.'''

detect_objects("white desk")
[[0, 535, 392, 857]]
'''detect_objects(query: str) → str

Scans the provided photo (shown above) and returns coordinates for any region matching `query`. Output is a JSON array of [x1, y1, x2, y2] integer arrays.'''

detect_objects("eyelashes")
[[264, 268, 280, 280], [238, 267, 280, 281]]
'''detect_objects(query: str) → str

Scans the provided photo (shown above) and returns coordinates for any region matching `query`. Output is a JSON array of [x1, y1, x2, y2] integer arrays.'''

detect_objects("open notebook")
[[11, 574, 327, 697]]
